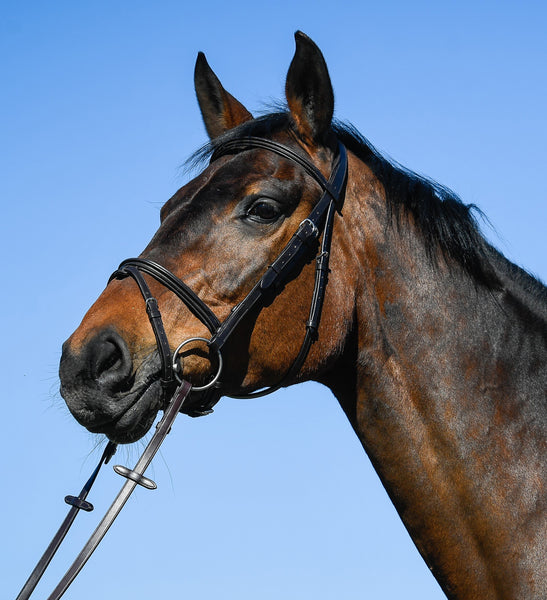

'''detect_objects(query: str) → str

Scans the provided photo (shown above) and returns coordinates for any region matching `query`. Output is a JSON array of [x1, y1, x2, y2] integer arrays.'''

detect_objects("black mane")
[[332, 120, 499, 288], [190, 111, 544, 293]]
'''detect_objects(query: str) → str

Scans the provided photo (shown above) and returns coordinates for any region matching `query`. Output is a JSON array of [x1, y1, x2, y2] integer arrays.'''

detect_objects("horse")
[[58, 32, 546, 599]]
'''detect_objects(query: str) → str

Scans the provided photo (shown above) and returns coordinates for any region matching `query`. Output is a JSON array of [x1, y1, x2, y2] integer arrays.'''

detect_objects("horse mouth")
[[59, 344, 170, 444], [85, 377, 165, 444], [60, 333, 218, 443]]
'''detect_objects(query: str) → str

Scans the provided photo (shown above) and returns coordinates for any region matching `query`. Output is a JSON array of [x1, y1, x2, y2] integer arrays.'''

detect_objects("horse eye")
[[246, 200, 282, 223]]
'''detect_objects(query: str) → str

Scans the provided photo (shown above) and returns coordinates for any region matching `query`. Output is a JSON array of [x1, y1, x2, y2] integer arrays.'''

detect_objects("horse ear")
[[194, 52, 253, 139], [285, 31, 334, 145]]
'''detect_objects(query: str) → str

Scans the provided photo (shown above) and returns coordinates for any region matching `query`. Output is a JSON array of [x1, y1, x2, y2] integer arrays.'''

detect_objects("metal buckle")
[[300, 218, 319, 238]]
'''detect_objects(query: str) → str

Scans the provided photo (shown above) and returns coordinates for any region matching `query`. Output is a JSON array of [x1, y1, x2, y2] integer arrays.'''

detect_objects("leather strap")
[[46, 380, 192, 600], [111, 259, 221, 335], [210, 137, 338, 199], [16, 442, 117, 600], [112, 265, 175, 387]]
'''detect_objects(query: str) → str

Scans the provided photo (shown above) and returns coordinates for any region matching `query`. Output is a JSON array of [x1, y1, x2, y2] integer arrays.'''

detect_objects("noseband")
[[110, 137, 348, 415]]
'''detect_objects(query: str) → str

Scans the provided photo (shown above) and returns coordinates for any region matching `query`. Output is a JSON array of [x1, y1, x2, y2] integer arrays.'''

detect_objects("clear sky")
[[2, 2, 545, 599]]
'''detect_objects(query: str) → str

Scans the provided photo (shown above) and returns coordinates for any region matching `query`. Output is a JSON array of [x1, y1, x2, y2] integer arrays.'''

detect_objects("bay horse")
[[59, 32, 546, 599]]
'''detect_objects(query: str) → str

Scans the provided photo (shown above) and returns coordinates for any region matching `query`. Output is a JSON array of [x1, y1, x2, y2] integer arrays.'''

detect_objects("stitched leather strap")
[[46, 381, 192, 600], [15, 442, 118, 600], [211, 136, 338, 198], [111, 259, 221, 334]]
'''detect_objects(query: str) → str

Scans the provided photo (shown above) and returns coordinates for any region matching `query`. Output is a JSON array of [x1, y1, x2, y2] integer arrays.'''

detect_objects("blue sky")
[[3, 2, 545, 599]]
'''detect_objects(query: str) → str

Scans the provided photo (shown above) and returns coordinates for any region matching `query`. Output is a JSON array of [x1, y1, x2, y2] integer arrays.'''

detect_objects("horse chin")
[[86, 379, 164, 444]]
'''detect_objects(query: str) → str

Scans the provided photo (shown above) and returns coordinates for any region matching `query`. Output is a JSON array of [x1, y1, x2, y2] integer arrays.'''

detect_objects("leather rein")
[[16, 136, 347, 599]]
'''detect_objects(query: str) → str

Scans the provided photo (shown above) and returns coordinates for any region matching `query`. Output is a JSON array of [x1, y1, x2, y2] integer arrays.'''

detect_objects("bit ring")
[[172, 337, 223, 391]]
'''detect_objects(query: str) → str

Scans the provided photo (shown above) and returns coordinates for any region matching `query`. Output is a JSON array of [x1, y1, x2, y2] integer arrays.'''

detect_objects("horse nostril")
[[90, 331, 132, 389], [93, 341, 121, 377]]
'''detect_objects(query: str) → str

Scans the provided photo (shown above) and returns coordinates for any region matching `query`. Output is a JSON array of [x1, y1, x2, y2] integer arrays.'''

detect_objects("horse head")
[[59, 32, 356, 443]]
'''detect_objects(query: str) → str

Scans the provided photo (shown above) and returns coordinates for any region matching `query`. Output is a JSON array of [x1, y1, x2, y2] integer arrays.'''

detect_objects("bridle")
[[110, 136, 348, 415], [17, 135, 347, 600]]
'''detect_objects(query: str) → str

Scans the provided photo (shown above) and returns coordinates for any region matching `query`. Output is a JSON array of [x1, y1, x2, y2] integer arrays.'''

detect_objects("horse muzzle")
[[59, 329, 166, 443]]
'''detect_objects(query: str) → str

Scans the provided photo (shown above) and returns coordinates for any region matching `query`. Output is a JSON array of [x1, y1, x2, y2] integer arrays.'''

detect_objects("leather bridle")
[[17, 136, 347, 600], [110, 136, 348, 415]]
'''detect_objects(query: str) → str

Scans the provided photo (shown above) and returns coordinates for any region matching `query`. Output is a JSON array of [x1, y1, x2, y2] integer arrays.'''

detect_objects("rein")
[[16, 136, 347, 599]]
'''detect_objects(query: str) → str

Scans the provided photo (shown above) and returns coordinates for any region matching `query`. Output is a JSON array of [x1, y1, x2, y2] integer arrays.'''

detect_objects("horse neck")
[[325, 155, 547, 599]]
